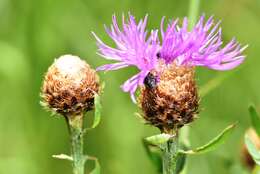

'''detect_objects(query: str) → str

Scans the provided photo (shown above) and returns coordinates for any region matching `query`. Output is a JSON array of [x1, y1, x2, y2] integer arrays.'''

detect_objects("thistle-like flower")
[[41, 55, 100, 116], [93, 14, 247, 132]]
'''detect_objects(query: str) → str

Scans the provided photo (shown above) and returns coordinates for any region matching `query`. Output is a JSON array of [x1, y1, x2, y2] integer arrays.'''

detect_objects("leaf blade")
[[91, 93, 102, 129], [179, 123, 236, 155], [89, 159, 101, 174], [249, 105, 260, 136], [142, 138, 162, 172], [145, 133, 174, 146]]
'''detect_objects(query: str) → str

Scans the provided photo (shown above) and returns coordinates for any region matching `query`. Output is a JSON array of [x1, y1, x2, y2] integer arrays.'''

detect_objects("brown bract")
[[139, 62, 199, 133], [41, 55, 100, 116]]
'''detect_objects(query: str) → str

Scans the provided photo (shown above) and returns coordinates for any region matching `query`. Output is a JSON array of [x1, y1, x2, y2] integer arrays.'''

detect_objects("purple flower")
[[160, 15, 247, 70], [92, 14, 159, 102], [93, 14, 247, 102]]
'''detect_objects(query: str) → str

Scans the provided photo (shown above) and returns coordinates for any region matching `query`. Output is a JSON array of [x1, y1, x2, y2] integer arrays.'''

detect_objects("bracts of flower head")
[[93, 13, 247, 134], [41, 55, 100, 174], [41, 55, 100, 116]]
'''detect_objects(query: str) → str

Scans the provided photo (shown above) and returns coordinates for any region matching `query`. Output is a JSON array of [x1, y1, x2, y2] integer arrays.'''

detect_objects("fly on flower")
[[93, 13, 247, 132]]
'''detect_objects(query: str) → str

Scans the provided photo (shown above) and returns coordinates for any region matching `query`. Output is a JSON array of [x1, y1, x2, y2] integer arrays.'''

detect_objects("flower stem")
[[162, 134, 179, 174], [188, 0, 200, 30], [67, 114, 85, 174], [179, 127, 189, 174]]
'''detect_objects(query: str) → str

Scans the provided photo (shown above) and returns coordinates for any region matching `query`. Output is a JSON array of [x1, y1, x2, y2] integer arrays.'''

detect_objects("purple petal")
[[159, 15, 246, 71], [96, 62, 129, 71], [93, 13, 159, 100]]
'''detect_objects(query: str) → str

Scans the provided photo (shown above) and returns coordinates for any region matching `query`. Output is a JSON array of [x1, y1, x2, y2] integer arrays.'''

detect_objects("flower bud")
[[139, 62, 199, 133], [41, 55, 100, 116]]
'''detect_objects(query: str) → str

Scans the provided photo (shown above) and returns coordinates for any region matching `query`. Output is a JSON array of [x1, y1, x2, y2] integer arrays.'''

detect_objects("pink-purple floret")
[[92, 13, 247, 102]]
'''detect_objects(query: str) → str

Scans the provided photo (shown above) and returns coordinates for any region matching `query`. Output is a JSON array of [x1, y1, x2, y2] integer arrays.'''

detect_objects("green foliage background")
[[0, 0, 259, 173]]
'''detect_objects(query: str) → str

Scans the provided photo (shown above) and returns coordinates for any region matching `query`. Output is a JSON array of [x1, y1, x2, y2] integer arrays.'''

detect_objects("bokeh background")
[[0, 0, 259, 173]]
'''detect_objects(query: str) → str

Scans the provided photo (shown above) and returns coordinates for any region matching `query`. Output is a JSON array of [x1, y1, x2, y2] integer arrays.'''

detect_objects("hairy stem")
[[162, 135, 179, 174], [67, 114, 85, 174]]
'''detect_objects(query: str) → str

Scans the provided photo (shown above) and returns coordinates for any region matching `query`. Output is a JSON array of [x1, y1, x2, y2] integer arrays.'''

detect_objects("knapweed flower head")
[[41, 55, 100, 116], [93, 13, 247, 132], [93, 14, 246, 100]]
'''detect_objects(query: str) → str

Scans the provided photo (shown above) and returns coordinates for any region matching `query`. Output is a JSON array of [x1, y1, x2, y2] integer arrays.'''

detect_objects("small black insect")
[[156, 52, 161, 58], [144, 72, 157, 89]]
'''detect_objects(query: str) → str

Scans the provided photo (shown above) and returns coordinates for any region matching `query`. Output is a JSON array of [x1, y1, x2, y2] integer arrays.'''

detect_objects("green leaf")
[[145, 133, 174, 146], [91, 93, 102, 129], [249, 105, 260, 136], [175, 145, 187, 174], [179, 123, 236, 155], [89, 158, 101, 174], [142, 138, 162, 172], [245, 134, 260, 165], [85, 83, 104, 131], [52, 154, 73, 161]]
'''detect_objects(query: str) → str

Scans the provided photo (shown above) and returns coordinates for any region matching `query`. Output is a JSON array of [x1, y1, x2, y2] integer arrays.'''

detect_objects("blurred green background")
[[0, 0, 259, 173]]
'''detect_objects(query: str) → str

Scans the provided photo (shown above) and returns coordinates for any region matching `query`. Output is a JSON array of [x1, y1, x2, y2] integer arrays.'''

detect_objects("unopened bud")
[[41, 55, 100, 116]]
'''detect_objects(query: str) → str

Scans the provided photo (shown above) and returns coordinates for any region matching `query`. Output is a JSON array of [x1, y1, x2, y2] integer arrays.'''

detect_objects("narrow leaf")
[[175, 148, 186, 173], [142, 138, 162, 172], [179, 123, 236, 155], [145, 133, 174, 146], [245, 134, 260, 165], [89, 159, 101, 174], [92, 93, 101, 128], [249, 105, 260, 136], [52, 154, 73, 161]]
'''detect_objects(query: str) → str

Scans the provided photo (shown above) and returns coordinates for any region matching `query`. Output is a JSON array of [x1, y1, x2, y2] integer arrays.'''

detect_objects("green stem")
[[67, 114, 85, 174], [179, 127, 189, 174], [188, 0, 200, 30], [162, 135, 179, 174]]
